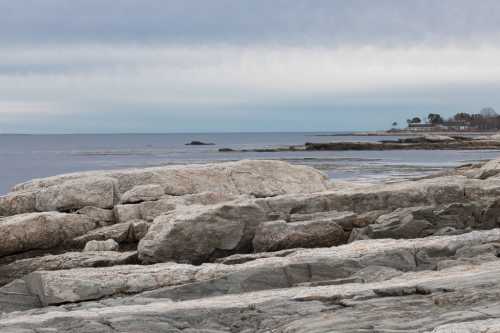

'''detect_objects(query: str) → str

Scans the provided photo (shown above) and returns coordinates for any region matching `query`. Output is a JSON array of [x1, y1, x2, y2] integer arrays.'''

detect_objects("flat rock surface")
[[2, 260, 500, 332], [14, 229, 500, 306], [0, 251, 137, 287]]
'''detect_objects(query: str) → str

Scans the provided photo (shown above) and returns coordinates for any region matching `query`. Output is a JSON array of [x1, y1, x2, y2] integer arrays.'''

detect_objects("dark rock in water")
[[185, 140, 215, 146], [218, 147, 235, 152]]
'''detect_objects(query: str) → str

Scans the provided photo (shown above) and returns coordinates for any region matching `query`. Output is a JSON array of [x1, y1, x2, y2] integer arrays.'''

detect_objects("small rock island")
[[185, 140, 215, 146]]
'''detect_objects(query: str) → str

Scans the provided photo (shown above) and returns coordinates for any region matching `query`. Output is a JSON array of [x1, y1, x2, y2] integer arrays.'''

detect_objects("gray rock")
[[0, 191, 37, 217], [0, 213, 97, 258], [4, 258, 500, 331], [136, 198, 176, 222], [83, 240, 119, 252], [139, 200, 267, 264], [11, 160, 329, 201], [473, 157, 500, 179], [35, 176, 117, 212], [0, 251, 137, 286], [72, 222, 132, 246], [114, 204, 141, 223], [215, 249, 298, 265], [287, 210, 358, 231], [253, 219, 347, 252], [350, 202, 493, 241], [120, 184, 164, 204], [136, 175, 500, 264], [15, 229, 500, 306], [76, 206, 115, 225], [0, 279, 41, 313], [137, 192, 242, 222], [432, 319, 500, 332], [130, 220, 150, 241]]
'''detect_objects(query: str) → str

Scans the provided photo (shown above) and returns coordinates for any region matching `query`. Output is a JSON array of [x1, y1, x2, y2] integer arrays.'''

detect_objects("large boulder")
[[0, 212, 97, 257], [35, 176, 117, 212], [473, 157, 500, 179], [138, 200, 268, 264], [1, 160, 329, 217]]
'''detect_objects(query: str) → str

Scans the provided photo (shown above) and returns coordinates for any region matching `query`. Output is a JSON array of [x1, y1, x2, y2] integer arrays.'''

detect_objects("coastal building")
[[407, 121, 472, 132], [407, 123, 436, 131]]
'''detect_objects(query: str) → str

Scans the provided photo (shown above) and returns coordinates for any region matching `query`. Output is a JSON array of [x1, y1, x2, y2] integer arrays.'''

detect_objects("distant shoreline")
[[310, 130, 500, 137]]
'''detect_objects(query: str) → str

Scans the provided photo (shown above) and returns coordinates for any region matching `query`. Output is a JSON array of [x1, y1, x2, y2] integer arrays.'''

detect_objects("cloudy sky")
[[1, 0, 500, 133]]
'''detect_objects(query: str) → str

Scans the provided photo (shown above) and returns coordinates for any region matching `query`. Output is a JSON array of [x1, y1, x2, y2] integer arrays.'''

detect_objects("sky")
[[1, 0, 500, 133]]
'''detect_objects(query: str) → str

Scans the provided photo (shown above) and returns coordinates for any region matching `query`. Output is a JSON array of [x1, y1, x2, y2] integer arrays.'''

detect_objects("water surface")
[[1, 132, 499, 194]]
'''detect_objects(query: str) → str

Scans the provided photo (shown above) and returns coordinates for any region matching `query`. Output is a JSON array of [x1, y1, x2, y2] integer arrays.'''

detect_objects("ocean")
[[1, 132, 499, 194]]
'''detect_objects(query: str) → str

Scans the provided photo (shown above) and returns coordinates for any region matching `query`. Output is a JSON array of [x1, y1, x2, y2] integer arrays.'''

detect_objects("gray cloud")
[[1, 0, 500, 46], [1, 1, 500, 133]]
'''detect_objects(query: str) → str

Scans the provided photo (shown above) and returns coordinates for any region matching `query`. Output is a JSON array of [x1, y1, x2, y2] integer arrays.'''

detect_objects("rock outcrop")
[[2, 159, 500, 331], [1, 160, 329, 216], [10, 229, 500, 306], [219, 135, 500, 152]]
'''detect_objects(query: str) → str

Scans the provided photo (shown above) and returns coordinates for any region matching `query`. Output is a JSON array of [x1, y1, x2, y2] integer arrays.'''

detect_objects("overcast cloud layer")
[[1, 0, 500, 133]]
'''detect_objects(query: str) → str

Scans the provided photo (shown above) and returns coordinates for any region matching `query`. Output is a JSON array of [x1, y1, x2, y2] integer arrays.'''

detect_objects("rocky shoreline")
[[2, 159, 500, 331], [219, 134, 500, 152]]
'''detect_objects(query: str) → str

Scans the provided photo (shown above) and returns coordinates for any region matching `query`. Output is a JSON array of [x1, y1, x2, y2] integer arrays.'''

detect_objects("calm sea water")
[[1, 132, 499, 194]]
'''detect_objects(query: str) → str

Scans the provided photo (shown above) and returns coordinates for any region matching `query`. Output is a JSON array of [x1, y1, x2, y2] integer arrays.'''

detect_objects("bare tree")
[[480, 107, 498, 118]]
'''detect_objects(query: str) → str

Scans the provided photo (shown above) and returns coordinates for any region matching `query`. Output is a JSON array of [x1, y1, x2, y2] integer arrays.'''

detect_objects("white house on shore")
[[407, 122, 471, 132]]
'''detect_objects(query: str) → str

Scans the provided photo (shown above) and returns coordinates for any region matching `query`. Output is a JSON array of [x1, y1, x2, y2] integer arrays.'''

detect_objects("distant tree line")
[[405, 107, 500, 130]]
